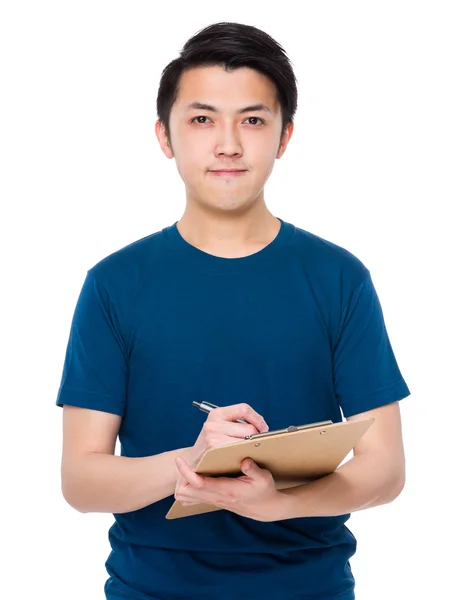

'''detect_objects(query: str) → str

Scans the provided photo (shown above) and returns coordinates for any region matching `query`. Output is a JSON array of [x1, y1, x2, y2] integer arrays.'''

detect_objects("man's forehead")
[[174, 66, 280, 113], [182, 101, 275, 115]]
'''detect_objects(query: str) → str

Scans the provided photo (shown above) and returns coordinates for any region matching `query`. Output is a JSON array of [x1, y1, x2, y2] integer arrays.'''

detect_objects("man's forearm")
[[62, 446, 194, 514], [274, 452, 405, 520]]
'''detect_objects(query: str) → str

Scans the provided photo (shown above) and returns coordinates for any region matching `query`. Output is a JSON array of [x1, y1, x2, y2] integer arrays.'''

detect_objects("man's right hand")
[[187, 403, 269, 469]]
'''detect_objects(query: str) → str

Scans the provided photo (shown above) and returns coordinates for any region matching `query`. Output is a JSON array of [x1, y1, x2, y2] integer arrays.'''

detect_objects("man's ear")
[[155, 120, 174, 158], [277, 122, 294, 158]]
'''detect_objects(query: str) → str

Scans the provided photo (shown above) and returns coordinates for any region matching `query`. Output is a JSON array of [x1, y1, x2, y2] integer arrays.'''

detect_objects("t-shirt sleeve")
[[55, 269, 128, 416], [332, 271, 411, 418]]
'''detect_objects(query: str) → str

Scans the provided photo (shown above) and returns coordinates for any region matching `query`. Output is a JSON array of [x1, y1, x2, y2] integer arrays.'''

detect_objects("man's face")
[[157, 65, 292, 214]]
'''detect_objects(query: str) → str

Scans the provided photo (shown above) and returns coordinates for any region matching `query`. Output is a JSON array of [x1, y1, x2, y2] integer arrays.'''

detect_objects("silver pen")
[[192, 401, 250, 424]]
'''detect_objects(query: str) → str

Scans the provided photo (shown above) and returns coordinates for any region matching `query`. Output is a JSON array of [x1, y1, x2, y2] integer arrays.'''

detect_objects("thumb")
[[241, 458, 258, 474]]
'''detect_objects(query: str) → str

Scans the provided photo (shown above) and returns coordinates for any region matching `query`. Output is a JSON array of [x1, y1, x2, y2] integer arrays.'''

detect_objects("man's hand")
[[174, 455, 286, 522], [187, 403, 269, 467], [173, 402, 286, 521]]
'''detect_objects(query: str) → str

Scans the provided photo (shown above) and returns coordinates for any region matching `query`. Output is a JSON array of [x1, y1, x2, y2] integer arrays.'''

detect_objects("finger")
[[209, 403, 269, 433], [180, 500, 203, 506], [175, 457, 205, 489], [174, 462, 229, 505], [206, 420, 261, 439], [175, 475, 191, 496], [175, 459, 254, 506]]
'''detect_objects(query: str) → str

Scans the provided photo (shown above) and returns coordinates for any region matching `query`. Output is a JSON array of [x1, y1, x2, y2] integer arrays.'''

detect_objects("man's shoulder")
[[87, 227, 167, 287], [291, 224, 370, 284]]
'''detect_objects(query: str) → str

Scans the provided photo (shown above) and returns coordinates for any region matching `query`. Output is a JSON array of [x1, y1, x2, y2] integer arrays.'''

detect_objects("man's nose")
[[214, 126, 243, 157]]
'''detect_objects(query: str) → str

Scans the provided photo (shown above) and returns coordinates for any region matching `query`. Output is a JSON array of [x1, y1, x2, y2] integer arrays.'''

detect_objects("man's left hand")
[[174, 456, 287, 522]]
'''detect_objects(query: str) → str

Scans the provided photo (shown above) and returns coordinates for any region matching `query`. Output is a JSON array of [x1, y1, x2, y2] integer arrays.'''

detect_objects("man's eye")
[[244, 117, 265, 126], [191, 116, 211, 124], [191, 116, 265, 126]]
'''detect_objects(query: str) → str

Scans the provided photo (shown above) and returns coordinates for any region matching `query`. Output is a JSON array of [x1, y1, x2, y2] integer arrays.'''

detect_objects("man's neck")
[[175, 210, 281, 259]]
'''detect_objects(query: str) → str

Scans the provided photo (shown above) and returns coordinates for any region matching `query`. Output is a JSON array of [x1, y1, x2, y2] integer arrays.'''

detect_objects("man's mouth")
[[209, 169, 247, 176]]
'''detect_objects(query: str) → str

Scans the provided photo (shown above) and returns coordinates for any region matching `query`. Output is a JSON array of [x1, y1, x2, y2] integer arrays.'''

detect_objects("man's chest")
[[119, 276, 337, 453]]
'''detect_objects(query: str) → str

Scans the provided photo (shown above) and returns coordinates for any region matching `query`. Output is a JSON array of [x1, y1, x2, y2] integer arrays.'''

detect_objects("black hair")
[[156, 22, 298, 147]]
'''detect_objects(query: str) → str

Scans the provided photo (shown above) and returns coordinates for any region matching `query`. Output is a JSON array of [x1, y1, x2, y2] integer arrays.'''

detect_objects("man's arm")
[[61, 405, 194, 514], [274, 401, 406, 520]]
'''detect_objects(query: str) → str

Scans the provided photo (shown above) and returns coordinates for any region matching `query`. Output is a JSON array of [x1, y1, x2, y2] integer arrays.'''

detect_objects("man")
[[56, 21, 410, 600]]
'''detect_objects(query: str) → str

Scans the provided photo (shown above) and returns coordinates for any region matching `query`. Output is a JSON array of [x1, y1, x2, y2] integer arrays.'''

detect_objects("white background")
[[1, 1, 455, 599]]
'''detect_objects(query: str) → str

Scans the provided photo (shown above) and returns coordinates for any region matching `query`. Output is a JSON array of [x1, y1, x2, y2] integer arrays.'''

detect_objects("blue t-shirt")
[[56, 217, 410, 600]]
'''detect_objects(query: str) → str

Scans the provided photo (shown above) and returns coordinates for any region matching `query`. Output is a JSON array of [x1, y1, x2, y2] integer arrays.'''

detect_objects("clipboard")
[[166, 417, 374, 519]]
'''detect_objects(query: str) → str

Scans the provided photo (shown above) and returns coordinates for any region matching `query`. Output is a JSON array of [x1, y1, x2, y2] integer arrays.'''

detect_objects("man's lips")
[[209, 169, 247, 176]]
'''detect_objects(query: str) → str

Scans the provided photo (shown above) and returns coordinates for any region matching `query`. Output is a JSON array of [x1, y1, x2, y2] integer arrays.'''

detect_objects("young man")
[[56, 22, 410, 600]]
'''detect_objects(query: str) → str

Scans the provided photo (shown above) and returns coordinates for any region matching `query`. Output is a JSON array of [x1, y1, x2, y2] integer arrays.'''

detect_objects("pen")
[[192, 401, 250, 425]]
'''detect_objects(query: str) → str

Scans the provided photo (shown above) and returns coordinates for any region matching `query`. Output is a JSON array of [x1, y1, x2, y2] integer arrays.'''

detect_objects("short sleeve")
[[55, 269, 128, 416], [332, 272, 411, 418]]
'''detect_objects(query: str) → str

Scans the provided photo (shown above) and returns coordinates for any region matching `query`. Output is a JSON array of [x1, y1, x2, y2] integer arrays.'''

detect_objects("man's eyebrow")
[[183, 102, 273, 115]]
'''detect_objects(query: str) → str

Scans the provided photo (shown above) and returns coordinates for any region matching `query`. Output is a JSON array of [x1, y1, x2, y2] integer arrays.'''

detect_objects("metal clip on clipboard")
[[244, 420, 333, 440]]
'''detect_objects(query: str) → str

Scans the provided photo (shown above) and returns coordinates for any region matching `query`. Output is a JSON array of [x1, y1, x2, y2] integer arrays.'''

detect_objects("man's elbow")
[[384, 469, 406, 503], [61, 482, 89, 513]]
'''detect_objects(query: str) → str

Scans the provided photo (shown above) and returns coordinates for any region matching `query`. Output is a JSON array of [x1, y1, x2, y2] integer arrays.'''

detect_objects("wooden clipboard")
[[166, 417, 374, 519]]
